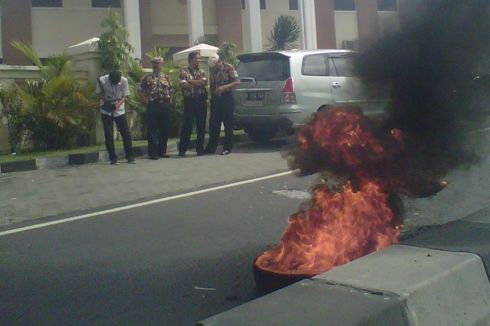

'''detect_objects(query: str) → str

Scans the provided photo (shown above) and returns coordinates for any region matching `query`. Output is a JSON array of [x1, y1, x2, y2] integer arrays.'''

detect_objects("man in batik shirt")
[[204, 55, 240, 155], [139, 57, 174, 160], [178, 51, 208, 156]]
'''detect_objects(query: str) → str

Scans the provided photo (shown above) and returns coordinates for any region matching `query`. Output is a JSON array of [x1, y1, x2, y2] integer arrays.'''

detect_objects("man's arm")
[[215, 68, 240, 96], [138, 75, 149, 105]]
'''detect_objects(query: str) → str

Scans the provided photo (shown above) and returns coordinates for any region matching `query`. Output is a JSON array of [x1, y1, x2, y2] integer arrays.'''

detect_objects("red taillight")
[[281, 77, 296, 104]]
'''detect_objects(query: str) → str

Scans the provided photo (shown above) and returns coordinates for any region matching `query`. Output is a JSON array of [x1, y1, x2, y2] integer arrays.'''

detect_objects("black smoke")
[[355, 0, 490, 184]]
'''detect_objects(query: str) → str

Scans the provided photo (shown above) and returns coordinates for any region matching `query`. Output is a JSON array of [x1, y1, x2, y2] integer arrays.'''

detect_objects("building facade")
[[0, 0, 423, 66]]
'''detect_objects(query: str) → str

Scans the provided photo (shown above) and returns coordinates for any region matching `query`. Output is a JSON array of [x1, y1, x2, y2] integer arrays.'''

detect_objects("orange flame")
[[255, 107, 403, 276]]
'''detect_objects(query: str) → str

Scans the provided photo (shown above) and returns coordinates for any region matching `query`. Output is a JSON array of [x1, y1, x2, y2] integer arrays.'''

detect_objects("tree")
[[97, 10, 134, 72], [0, 84, 24, 153], [218, 41, 239, 67], [267, 15, 300, 51]]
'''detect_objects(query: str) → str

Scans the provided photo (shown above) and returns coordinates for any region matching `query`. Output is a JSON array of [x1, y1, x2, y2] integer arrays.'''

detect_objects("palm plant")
[[267, 15, 300, 51], [11, 41, 98, 150], [145, 46, 170, 62]]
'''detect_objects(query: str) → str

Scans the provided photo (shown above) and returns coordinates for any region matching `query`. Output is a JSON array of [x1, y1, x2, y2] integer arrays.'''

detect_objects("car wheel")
[[246, 127, 277, 144]]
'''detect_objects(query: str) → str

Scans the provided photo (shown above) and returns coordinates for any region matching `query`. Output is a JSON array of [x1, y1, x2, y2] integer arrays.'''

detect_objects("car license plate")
[[242, 91, 265, 106], [246, 91, 265, 101]]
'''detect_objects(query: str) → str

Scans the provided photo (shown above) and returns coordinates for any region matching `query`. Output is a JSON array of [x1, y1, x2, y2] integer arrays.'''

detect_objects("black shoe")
[[159, 154, 170, 158], [150, 156, 159, 160], [110, 159, 119, 165], [221, 150, 231, 156]]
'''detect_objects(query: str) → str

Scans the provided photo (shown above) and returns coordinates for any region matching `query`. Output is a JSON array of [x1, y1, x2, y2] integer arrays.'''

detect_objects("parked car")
[[233, 49, 390, 142]]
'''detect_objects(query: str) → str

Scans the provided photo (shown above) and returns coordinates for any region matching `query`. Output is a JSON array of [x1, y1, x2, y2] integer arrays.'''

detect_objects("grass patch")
[[0, 139, 151, 163], [0, 130, 246, 163]]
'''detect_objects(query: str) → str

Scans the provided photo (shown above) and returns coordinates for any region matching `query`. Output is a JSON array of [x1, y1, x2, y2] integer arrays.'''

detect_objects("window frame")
[[334, 0, 356, 11], [377, 0, 397, 11], [91, 0, 122, 8], [31, 0, 62, 7], [289, 0, 299, 10], [260, 0, 266, 10]]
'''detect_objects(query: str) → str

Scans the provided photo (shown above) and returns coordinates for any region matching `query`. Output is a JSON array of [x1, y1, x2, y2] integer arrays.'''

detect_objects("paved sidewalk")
[[0, 139, 291, 228]]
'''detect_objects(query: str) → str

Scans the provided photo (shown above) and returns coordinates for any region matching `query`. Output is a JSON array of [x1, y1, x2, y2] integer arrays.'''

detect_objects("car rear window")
[[237, 55, 290, 81], [330, 56, 357, 77], [302, 54, 330, 76]]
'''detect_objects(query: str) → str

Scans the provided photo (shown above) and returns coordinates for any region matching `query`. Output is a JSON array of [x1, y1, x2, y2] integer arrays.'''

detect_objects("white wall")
[[334, 11, 359, 49], [31, 7, 122, 58], [0, 7, 2, 59], [150, 0, 217, 39]]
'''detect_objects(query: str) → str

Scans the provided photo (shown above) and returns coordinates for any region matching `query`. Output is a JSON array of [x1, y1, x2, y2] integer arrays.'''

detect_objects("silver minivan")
[[233, 49, 389, 142]]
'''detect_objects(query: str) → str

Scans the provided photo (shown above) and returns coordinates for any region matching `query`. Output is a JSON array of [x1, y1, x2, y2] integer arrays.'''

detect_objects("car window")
[[302, 54, 330, 76], [330, 56, 357, 77], [236, 55, 290, 81]]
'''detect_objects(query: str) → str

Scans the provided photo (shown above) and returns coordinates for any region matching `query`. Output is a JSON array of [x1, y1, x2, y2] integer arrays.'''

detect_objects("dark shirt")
[[180, 65, 208, 98], [210, 63, 239, 96], [139, 73, 174, 102]]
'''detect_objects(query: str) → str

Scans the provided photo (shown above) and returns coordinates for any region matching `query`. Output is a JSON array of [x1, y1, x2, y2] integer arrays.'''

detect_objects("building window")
[[289, 0, 299, 10], [92, 0, 121, 8], [31, 0, 62, 7], [377, 0, 397, 11], [334, 0, 356, 11], [241, 0, 266, 10]]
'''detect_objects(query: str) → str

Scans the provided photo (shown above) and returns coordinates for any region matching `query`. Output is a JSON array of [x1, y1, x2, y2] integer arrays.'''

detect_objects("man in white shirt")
[[96, 70, 135, 165]]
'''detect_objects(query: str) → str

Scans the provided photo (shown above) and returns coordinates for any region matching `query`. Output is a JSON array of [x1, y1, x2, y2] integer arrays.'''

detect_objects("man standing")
[[204, 54, 240, 155], [178, 51, 208, 157], [96, 70, 135, 165], [139, 57, 175, 160]]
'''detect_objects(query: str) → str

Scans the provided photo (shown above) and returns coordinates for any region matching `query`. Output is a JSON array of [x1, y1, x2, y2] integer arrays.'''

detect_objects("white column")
[[302, 0, 317, 49], [123, 0, 142, 59], [187, 0, 205, 46], [244, 0, 263, 52]]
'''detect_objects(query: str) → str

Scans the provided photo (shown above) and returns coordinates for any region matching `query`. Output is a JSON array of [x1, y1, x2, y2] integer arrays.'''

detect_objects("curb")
[[198, 209, 490, 326], [0, 134, 249, 174]]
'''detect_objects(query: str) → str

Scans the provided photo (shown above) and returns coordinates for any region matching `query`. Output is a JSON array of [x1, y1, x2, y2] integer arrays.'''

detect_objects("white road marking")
[[0, 171, 293, 237]]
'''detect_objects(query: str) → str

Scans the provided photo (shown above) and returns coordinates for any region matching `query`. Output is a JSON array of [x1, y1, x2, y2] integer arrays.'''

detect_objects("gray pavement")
[[2, 129, 490, 233], [0, 140, 292, 228]]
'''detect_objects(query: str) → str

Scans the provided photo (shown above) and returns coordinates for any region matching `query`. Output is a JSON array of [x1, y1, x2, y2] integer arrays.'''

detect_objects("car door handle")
[[332, 82, 342, 88]]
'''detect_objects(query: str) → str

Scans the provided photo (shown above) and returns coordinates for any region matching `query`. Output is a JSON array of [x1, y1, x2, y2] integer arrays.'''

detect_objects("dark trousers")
[[101, 113, 133, 161], [205, 92, 235, 153], [147, 100, 170, 157], [179, 96, 207, 154]]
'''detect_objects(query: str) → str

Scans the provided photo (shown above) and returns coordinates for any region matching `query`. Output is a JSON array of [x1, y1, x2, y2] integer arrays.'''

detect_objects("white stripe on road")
[[0, 171, 294, 237]]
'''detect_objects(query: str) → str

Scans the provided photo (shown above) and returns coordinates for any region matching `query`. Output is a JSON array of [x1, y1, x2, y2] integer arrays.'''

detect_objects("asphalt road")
[[0, 171, 318, 325], [1, 129, 490, 325]]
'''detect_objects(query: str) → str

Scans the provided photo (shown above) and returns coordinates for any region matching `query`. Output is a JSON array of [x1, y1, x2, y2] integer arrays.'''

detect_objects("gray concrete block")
[[0, 160, 36, 173], [315, 245, 490, 326], [402, 217, 490, 280], [68, 152, 99, 165], [198, 279, 409, 326], [35, 156, 68, 170]]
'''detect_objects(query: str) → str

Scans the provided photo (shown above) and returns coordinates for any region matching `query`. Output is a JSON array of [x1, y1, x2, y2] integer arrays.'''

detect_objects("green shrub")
[[11, 41, 98, 150], [0, 84, 24, 153]]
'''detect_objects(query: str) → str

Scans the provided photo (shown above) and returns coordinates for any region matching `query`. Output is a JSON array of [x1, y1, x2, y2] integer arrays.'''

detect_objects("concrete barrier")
[[199, 209, 490, 326]]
